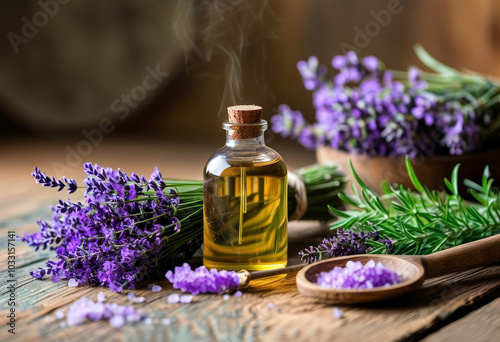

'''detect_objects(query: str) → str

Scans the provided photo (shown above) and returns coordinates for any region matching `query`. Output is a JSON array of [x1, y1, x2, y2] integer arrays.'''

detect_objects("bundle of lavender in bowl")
[[271, 45, 500, 157], [21, 162, 345, 292]]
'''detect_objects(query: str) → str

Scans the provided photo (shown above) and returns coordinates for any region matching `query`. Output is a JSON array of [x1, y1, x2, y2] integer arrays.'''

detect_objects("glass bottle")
[[203, 105, 288, 271]]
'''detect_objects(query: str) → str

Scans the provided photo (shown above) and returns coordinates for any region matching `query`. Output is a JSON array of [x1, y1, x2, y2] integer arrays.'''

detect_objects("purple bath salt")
[[165, 263, 240, 295], [97, 291, 106, 302], [110, 315, 126, 328], [64, 296, 145, 327], [179, 295, 193, 304], [167, 293, 180, 304], [316, 260, 399, 289]]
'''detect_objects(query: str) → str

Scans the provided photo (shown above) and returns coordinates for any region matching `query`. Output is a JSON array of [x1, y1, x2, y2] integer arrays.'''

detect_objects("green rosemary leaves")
[[329, 157, 500, 255]]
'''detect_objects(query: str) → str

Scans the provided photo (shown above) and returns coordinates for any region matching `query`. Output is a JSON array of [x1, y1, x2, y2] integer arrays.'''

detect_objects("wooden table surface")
[[1, 136, 500, 342]]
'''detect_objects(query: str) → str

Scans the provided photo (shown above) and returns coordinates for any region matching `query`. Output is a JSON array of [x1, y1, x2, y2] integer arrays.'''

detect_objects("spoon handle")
[[420, 234, 500, 279], [237, 264, 306, 288]]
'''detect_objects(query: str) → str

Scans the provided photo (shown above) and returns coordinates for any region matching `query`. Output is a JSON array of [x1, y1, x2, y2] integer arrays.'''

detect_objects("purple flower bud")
[[363, 56, 379, 71]]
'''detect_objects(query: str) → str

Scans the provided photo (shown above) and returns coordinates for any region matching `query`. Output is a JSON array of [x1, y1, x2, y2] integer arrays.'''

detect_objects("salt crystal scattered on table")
[[144, 317, 153, 325], [316, 260, 399, 289], [97, 291, 106, 302], [223, 294, 230, 301], [125, 312, 143, 323], [168, 293, 180, 304], [179, 295, 193, 304], [161, 318, 171, 326], [55, 309, 64, 320], [110, 315, 125, 328], [68, 278, 78, 287], [126, 292, 146, 304], [64, 296, 144, 327], [234, 291, 242, 297], [333, 307, 343, 319], [268, 302, 276, 310], [133, 296, 146, 304], [152, 285, 162, 293]]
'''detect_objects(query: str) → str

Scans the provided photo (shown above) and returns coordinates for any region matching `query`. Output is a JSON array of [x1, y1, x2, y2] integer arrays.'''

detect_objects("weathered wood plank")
[[421, 296, 500, 342], [2, 264, 500, 342], [2, 148, 500, 342]]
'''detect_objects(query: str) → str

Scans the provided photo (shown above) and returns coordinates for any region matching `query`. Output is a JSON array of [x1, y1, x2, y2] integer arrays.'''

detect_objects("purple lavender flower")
[[316, 260, 400, 289], [165, 263, 240, 295], [408, 67, 428, 89], [297, 56, 327, 90], [21, 164, 204, 292], [271, 104, 306, 139], [271, 51, 487, 157], [31, 167, 78, 193], [363, 56, 380, 72], [298, 125, 326, 150], [298, 228, 392, 264]]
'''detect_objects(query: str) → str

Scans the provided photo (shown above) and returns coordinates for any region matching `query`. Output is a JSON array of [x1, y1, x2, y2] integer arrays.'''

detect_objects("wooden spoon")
[[296, 234, 500, 304]]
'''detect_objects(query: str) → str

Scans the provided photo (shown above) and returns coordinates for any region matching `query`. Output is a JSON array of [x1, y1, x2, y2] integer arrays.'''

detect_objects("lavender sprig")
[[22, 164, 204, 292], [32, 167, 78, 193], [299, 228, 392, 264]]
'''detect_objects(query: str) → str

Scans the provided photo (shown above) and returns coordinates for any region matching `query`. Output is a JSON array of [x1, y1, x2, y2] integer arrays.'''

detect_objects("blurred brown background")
[[1, 0, 500, 186]]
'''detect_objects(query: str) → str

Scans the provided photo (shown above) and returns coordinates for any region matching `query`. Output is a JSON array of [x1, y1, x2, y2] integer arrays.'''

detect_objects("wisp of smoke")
[[173, 0, 276, 116]]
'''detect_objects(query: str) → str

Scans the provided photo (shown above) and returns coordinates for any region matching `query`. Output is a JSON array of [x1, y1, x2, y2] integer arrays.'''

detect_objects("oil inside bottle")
[[203, 157, 288, 271]]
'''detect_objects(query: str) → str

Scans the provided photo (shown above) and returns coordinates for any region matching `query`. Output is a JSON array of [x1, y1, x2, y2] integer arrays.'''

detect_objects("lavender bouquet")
[[272, 45, 500, 157], [22, 162, 345, 292]]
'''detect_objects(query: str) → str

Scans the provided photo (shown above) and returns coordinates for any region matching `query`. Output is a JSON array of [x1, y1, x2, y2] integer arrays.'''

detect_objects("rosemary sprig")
[[329, 156, 500, 255]]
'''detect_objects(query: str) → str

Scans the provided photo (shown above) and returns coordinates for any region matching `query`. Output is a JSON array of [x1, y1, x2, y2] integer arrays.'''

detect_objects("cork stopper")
[[227, 105, 263, 139]]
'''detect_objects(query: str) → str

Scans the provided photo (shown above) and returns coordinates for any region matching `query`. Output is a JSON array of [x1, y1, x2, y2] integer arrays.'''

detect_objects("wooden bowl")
[[296, 255, 425, 304], [316, 146, 500, 196]]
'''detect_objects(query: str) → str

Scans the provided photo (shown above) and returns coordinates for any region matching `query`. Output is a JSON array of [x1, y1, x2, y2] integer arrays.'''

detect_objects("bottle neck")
[[223, 119, 267, 148], [226, 132, 265, 148]]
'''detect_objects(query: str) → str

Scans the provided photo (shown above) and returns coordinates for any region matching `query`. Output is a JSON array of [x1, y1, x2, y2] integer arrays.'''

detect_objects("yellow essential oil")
[[203, 105, 288, 271]]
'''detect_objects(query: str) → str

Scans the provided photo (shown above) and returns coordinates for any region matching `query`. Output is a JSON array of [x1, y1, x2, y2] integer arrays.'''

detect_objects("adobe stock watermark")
[[339, 0, 410, 53], [51, 64, 169, 175], [6, 0, 71, 54]]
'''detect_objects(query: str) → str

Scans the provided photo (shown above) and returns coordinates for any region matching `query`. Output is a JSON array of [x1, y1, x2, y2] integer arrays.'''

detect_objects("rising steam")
[[173, 0, 275, 116]]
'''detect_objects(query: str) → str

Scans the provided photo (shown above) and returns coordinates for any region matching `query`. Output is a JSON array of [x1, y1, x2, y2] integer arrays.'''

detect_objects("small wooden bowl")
[[296, 255, 425, 304]]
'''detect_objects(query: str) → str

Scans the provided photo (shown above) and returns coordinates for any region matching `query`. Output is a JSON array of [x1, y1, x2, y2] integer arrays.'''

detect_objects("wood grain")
[[1, 141, 500, 342], [421, 296, 500, 342]]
